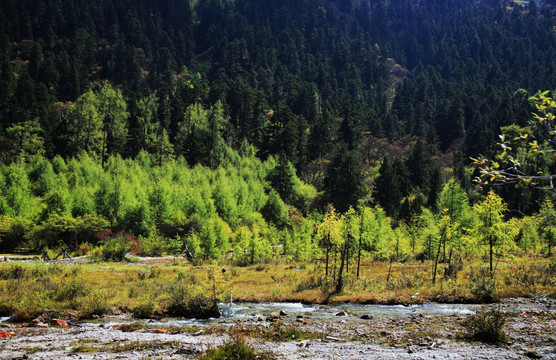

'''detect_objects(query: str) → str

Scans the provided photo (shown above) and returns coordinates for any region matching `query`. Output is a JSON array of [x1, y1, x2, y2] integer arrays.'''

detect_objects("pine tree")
[[474, 191, 508, 274], [324, 147, 365, 213]]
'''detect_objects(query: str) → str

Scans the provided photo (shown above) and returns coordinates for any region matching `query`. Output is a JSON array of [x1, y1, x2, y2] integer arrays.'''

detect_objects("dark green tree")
[[324, 147, 365, 213], [268, 153, 297, 204]]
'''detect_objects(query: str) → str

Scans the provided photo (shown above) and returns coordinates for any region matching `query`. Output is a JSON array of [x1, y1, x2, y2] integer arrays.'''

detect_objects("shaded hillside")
[[0, 0, 555, 218]]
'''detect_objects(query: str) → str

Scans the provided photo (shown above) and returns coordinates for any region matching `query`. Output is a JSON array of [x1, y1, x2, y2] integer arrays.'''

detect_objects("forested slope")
[[0, 0, 555, 263]]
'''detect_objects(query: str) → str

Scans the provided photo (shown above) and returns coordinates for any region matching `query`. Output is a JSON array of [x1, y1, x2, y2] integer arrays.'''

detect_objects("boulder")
[[360, 314, 373, 320], [335, 311, 348, 317]]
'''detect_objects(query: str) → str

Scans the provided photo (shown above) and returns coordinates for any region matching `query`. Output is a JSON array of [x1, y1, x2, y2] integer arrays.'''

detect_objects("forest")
[[0, 0, 555, 297]]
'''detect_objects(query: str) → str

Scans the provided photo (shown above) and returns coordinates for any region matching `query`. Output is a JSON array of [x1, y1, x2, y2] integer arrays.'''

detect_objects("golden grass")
[[0, 256, 554, 320]]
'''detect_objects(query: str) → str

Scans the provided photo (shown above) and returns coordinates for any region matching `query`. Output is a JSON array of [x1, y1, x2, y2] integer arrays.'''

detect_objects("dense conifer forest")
[[0, 0, 555, 271]]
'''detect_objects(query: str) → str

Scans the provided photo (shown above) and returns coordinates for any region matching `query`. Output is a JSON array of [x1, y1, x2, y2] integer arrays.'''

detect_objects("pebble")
[[298, 339, 309, 348], [51, 319, 68, 327]]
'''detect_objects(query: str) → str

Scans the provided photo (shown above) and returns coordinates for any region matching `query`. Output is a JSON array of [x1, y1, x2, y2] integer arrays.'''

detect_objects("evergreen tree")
[[65, 90, 103, 158], [268, 153, 296, 204], [324, 147, 365, 213], [474, 191, 509, 274]]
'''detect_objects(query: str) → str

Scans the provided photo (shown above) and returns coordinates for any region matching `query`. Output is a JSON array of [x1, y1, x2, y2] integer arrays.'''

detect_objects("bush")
[[166, 293, 220, 319], [75, 243, 91, 256], [200, 327, 274, 360], [0, 216, 30, 252], [503, 263, 544, 293], [263, 321, 310, 342], [463, 306, 508, 343], [164, 280, 219, 318], [0, 265, 27, 280], [294, 275, 324, 292], [56, 278, 91, 302], [132, 299, 156, 318], [10, 306, 34, 322], [136, 235, 164, 257], [80, 290, 109, 318], [92, 231, 136, 262], [547, 258, 556, 282], [100, 237, 130, 261], [469, 268, 497, 303]]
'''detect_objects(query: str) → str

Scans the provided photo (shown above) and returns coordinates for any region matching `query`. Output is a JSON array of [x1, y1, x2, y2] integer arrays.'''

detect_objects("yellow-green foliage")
[[0, 149, 323, 261], [0, 148, 554, 271]]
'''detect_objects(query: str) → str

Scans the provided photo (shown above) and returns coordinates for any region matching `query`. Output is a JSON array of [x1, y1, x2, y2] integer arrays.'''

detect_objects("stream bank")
[[1, 296, 554, 359]]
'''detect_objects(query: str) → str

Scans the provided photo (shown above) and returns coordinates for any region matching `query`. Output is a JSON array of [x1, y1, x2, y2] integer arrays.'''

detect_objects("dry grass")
[[0, 256, 554, 320]]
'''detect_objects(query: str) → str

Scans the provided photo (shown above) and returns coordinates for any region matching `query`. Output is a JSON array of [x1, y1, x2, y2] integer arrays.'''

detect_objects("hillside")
[[0, 0, 555, 261]]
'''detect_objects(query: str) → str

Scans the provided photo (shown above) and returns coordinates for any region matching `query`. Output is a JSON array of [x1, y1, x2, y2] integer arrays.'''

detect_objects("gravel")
[[1, 297, 554, 360]]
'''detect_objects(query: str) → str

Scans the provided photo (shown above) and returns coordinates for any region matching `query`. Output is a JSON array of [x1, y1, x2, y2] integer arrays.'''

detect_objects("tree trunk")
[[325, 245, 329, 277], [386, 256, 393, 283], [333, 248, 337, 283], [489, 234, 493, 274], [432, 232, 443, 285], [326, 231, 331, 277], [357, 211, 364, 278], [336, 242, 347, 293], [346, 235, 350, 275]]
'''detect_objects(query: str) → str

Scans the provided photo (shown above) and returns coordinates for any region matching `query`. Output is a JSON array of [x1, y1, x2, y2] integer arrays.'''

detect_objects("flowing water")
[[76, 299, 551, 329], [2, 301, 547, 328]]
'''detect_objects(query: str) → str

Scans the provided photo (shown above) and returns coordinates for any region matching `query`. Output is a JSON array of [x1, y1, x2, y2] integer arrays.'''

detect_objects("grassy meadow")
[[1, 255, 554, 322]]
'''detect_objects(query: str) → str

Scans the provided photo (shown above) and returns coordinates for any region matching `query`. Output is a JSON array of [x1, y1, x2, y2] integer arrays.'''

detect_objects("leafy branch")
[[472, 91, 556, 191]]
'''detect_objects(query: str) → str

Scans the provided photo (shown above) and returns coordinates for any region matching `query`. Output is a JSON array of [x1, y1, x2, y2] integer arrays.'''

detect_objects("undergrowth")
[[462, 305, 508, 343], [200, 328, 275, 360]]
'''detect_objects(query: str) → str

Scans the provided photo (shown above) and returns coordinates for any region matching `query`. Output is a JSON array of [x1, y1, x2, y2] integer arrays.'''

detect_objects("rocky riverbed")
[[0, 296, 555, 359]]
